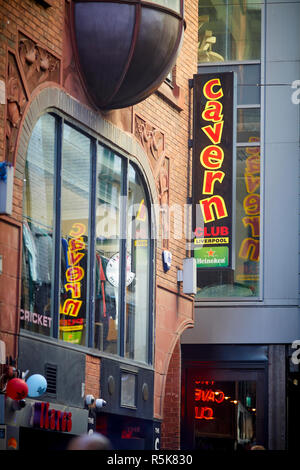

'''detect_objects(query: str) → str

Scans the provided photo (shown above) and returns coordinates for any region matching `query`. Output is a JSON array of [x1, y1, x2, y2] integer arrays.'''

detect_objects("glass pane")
[[59, 124, 91, 346], [125, 164, 150, 363], [121, 373, 136, 408], [94, 145, 122, 354], [198, 0, 261, 62], [196, 145, 260, 298], [193, 378, 257, 450], [235, 145, 260, 295], [148, 0, 181, 13], [21, 114, 55, 336], [237, 108, 260, 143]]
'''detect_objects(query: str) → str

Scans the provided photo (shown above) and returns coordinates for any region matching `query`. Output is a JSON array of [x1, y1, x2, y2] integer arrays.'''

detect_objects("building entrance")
[[181, 346, 268, 450]]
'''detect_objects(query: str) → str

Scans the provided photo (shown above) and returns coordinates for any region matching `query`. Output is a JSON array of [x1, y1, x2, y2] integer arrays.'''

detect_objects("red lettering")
[[69, 223, 86, 238], [245, 172, 260, 193], [44, 403, 50, 430], [68, 238, 85, 252], [200, 196, 228, 223], [195, 406, 214, 420], [202, 170, 225, 194], [246, 155, 260, 174], [62, 299, 83, 317], [66, 266, 84, 282], [65, 282, 81, 298], [66, 412, 72, 432], [214, 391, 225, 404], [61, 412, 67, 432], [243, 216, 260, 237], [50, 408, 56, 430], [40, 402, 45, 429], [239, 238, 260, 261], [243, 194, 260, 216], [200, 145, 224, 169], [202, 101, 223, 122], [194, 226, 229, 237], [220, 226, 229, 236], [68, 250, 85, 267], [56, 410, 61, 431], [203, 78, 223, 100], [201, 121, 224, 145]]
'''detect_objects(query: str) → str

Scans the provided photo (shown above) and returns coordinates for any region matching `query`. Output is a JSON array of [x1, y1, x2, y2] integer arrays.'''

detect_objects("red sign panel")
[[32, 402, 72, 433]]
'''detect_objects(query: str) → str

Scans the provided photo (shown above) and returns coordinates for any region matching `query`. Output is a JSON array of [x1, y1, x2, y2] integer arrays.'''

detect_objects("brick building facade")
[[0, 0, 197, 450]]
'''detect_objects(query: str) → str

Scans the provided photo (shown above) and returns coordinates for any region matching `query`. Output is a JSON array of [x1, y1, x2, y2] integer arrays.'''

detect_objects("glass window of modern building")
[[196, 0, 261, 299], [21, 112, 153, 364]]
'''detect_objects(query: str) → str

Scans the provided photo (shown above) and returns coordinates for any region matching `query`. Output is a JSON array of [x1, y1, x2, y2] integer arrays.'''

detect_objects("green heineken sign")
[[195, 246, 229, 268]]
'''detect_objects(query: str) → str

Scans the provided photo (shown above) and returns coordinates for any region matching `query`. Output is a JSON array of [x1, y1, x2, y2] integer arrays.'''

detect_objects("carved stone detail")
[[18, 33, 60, 92], [6, 53, 28, 164], [157, 156, 170, 249], [134, 114, 170, 248], [134, 115, 165, 168]]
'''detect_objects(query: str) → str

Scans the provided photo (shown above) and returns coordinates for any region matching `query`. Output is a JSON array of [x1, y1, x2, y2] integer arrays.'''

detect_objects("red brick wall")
[[161, 339, 181, 449], [0, 0, 198, 446], [0, 0, 64, 359], [85, 354, 100, 398], [0, 217, 21, 359]]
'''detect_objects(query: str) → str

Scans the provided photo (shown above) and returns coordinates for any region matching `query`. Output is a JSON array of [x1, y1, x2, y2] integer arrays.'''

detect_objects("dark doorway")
[[19, 427, 75, 450], [181, 345, 268, 450]]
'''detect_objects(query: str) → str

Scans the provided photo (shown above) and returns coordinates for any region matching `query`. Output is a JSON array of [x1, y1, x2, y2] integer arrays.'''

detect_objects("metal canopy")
[[71, 0, 184, 109]]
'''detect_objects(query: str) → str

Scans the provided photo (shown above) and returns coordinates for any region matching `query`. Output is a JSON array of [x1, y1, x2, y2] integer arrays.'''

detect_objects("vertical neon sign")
[[192, 72, 235, 270]]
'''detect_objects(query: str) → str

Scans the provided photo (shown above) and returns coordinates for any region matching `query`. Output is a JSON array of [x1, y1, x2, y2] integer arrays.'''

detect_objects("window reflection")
[[126, 165, 150, 363], [237, 108, 260, 143], [194, 379, 256, 451], [94, 146, 122, 354], [59, 123, 90, 345], [21, 114, 152, 363], [21, 114, 55, 336], [198, 0, 261, 63]]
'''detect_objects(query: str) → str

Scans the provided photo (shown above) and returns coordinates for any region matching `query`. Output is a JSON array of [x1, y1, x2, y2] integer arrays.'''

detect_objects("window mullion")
[[87, 138, 97, 347], [118, 158, 128, 357], [51, 116, 63, 339]]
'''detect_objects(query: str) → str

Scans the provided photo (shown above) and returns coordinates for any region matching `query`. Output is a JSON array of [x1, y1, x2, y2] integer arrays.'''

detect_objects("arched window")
[[21, 112, 154, 364]]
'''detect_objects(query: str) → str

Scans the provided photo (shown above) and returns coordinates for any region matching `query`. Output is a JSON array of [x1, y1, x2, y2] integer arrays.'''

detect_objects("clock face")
[[106, 253, 135, 288]]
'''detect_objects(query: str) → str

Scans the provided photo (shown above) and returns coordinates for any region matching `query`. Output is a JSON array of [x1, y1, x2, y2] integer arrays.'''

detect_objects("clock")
[[106, 253, 135, 288]]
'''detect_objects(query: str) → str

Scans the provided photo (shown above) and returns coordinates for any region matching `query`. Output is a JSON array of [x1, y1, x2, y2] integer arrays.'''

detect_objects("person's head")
[[67, 432, 112, 451], [250, 444, 265, 451]]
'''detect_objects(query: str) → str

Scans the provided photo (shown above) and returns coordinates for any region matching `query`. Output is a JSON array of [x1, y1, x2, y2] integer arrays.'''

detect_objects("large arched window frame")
[[20, 109, 155, 366]]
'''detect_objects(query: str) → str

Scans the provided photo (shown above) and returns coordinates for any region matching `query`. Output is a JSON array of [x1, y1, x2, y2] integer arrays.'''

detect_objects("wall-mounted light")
[[95, 398, 107, 409], [85, 394, 95, 407]]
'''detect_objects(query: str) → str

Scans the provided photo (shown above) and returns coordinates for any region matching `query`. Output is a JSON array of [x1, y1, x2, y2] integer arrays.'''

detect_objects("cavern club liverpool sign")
[[192, 72, 236, 269]]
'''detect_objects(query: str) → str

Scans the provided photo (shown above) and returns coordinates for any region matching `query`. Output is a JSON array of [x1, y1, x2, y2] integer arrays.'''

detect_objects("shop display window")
[[21, 113, 153, 364], [21, 113, 56, 336]]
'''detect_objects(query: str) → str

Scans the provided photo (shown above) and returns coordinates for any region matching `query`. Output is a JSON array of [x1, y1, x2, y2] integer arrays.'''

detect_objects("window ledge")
[[156, 80, 184, 111]]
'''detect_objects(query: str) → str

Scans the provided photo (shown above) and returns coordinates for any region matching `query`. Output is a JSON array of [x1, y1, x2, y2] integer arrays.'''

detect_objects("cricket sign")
[[192, 72, 236, 269]]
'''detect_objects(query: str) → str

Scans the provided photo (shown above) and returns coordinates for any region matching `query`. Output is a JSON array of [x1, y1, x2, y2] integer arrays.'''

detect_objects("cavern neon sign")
[[60, 222, 86, 343], [194, 385, 225, 421], [192, 72, 235, 269]]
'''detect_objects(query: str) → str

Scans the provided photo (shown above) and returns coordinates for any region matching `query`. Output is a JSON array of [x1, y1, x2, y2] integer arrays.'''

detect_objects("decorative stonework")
[[4, 33, 61, 163], [18, 33, 60, 93], [134, 113, 170, 248], [134, 115, 165, 168], [6, 53, 28, 164]]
